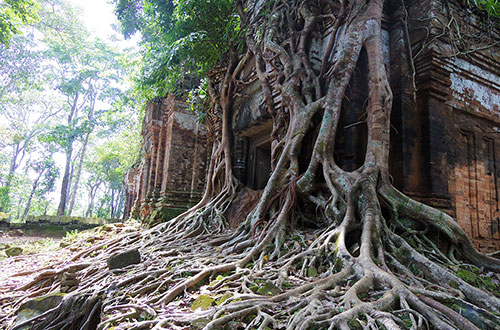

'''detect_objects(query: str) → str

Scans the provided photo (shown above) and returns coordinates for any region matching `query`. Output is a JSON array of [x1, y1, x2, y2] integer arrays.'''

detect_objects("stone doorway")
[[247, 135, 272, 190]]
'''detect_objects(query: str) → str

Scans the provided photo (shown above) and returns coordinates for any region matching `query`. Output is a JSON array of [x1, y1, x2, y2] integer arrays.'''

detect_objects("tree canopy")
[[0, 0, 39, 45], [113, 0, 242, 99], [0, 0, 142, 218]]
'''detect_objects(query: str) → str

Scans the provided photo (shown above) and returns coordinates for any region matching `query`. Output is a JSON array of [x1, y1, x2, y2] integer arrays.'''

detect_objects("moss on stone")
[[190, 295, 215, 310], [5, 246, 23, 256], [148, 207, 186, 226], [256, 282, 281, 296], [216, 292, 232, 305], [307, 267, 318, 277], [249, 285, 259, 293], [16, 293, 65, 326], [190, 317, 211, 329]]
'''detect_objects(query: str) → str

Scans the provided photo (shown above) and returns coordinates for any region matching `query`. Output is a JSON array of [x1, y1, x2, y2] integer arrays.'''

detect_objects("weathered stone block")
[[107, 249, 141, 270], [15, 293, 65, 328], [5, 246, 23, 256]]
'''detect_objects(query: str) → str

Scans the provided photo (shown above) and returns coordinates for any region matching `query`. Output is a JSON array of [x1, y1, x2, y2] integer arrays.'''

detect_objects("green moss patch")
[[256, 282, 281, 296], [190, 295, 215, 311]]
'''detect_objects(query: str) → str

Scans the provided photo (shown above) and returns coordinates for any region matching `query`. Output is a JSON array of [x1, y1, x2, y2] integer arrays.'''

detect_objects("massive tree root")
[[2, 0, 500, 329]]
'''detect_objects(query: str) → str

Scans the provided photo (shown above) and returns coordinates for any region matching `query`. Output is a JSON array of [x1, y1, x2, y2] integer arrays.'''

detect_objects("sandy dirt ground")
[[0, 230, 68, 292], [0, 231, 62, 244]]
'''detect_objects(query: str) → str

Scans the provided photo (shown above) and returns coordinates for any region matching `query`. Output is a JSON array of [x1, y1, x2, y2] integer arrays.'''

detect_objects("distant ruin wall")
[[123, 95, 209, 224], [0, 215, 120, 230]]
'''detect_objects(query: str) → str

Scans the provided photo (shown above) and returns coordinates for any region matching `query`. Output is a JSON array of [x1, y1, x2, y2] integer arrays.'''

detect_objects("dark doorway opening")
[[248, 137, 272, 190], [334, 48, 369, 172]]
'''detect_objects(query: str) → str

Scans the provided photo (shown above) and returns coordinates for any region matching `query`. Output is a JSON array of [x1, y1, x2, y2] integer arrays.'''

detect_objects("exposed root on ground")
[[1, 182, 499, 329]]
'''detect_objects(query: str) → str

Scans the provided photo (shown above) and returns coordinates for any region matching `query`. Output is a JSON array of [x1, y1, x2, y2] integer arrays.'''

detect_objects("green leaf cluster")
[[113, 0, 242, 99], [0, 0, 39, 45], [467, 0, 500, 18]]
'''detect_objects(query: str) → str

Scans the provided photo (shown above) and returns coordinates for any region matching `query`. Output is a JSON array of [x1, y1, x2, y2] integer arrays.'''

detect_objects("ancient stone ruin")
[[123, 95, 209, 224], [125, 0, 499, 252]]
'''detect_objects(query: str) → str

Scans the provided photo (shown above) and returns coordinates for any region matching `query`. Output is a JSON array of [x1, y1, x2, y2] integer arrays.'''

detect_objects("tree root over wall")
[[1, 206, 499, 329], [2, 0, 500, 329]]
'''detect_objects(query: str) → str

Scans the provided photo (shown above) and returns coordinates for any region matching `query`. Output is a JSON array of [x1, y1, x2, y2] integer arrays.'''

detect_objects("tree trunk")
[[22, 168, 45, 217], [68, 90, 96, 216], [110, 189, 116, 218], [57, 91, 80, 216], [57, 145, 73, 216], [5, 143, 21, 187], [85, 181, 100, 217], [68, 131, 90, 216], [116, 190, 124, 219]]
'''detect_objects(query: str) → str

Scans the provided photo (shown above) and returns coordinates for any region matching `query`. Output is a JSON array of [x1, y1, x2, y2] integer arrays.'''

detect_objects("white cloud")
[[66, 0, 140, 49]]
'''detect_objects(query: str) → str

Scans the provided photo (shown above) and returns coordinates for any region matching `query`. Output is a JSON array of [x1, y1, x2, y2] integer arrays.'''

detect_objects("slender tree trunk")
[[43, 201, 48, 215], [116, 191, 124, 219], [95, 186, 109, 217], [113, 190, 123, 219], [68, 90, 96, 216], [57, 91, 80, 216], [5, 143, 21, 187], [68, 131, 90, 215], [22, 169, 45, 217], [57, 145, 73, 216], [110, 189, 115, 218], [86, 181, 100, 217]]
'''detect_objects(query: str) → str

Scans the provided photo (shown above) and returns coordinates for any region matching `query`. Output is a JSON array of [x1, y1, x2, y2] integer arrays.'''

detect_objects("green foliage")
[[31, 155, 59, 196], [0, 0, 39, 45], [187, 79, 209, 123], [84, 129, 140, 218], [113, 0, 242, 98], [1, 0, 141, 218], [0, 33, 45, 99], [0, 186, 11, 211], [467, 0, 500, 18], [86, 137, 139, 189], [456, 266, 500, 294], [64, 229, 80, 242], [39, 124, 85, 151]]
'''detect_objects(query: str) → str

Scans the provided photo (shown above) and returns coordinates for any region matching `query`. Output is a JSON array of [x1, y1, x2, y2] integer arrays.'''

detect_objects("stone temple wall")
[[123, 95, 209, 224], [124, 0, 499, 252], [229, 0, 500, 252], [388, 0, 500, 252]]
